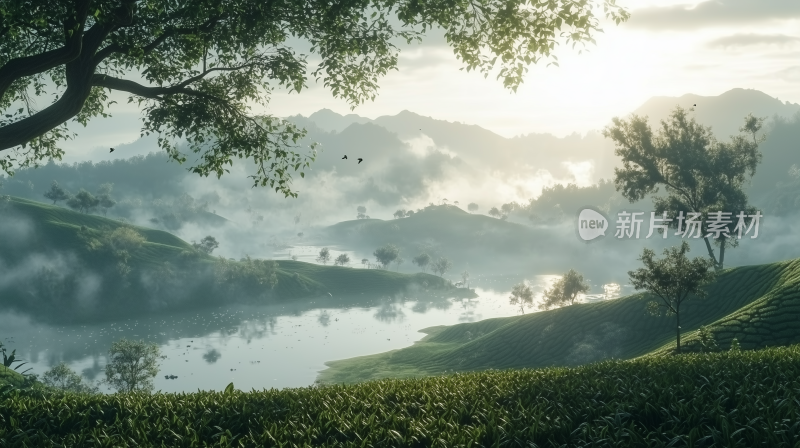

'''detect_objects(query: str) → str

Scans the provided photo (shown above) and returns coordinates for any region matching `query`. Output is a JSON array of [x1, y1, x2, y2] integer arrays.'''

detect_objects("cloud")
[[707, 33, 800, 48], [775, 66, 800, 82], [627, 0, 800, 30]]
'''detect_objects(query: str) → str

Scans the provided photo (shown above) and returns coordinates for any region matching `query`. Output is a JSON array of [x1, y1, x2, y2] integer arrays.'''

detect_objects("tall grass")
[[3, 345, 800, 447]]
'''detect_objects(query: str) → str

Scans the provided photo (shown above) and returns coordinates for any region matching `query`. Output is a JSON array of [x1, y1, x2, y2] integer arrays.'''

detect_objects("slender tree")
[[509, 282, 534, 314], [628, 241, 716, 354], [412, 253, 431, 272], [334, 253, 350, 266], [103, 339, 160, 393], [316, 247, 331, 265], [43, 180, 70, 204], [431, 257, 452, 277]]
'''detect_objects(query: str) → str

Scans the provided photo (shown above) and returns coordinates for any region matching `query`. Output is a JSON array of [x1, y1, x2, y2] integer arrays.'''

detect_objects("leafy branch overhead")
[[0, 0, 629, 196]]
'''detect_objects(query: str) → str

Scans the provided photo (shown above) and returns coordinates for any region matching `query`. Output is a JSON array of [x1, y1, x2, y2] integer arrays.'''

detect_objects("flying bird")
[[693, 104, 696, 106], [109, 147, 114, 153], [342, 155, 347, 159], [358, 158, 363, 164]]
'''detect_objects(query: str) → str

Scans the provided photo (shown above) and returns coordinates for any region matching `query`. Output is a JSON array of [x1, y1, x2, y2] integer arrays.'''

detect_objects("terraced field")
[[320, 257, 800, 384]]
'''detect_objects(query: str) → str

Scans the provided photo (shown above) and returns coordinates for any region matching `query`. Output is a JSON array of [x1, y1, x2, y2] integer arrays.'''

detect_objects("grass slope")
[[3, 346, 800, 446], [319, 258, 800, 384]]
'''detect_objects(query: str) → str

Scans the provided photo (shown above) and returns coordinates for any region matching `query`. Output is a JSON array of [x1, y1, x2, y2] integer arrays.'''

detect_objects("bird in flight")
[[109, 147, 115, 153], [693, 104, 696, 106], [342, 155, 347, 160], [357, 158, 363, 164]]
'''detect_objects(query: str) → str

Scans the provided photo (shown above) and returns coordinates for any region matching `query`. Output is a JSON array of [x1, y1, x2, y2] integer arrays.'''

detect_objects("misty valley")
[[4, 83, 800, 444]]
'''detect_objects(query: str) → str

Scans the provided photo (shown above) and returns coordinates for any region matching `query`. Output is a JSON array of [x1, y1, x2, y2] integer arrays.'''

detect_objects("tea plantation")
[[3, 346, 800, 446], [320, 257, 800, 384]]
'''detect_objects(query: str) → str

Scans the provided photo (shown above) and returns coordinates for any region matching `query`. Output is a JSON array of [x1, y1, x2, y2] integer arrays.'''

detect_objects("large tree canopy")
[[0, 0, 629, 196]]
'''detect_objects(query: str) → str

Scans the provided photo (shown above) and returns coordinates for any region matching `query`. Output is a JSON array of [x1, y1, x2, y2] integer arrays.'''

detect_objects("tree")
[[42, 362, 99, 394], [0, 0, 628, 195], [405, 210, 415, 217], [393, 256, 404, 270], [43, 180, 70, 204], [412, 253, 431, 272], [460, 270, 469, 287], [103, 339, 160, 393], [95, 182, 116, 216], [488, 207, 502, 218], [361, 258, 369, 268], [431, 257, 452, 277], [357, 206, 367, 219], [468, 203, 479, 213], [604, 107, 766, 271], [66, 189, 99, 213], [192, 235, 219, 254], [540, 269, 591, 310], [373, 244, 400, 269], [500, 202, 518, 215], [334, 253, 350, 266], [393, 209, 406, 219], [628, 241, 716, 354], [316, 247, 331, 265], [509, 282, 534, 314]]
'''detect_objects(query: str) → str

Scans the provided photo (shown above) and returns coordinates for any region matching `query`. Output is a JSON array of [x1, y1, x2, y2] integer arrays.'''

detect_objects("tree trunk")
[[703, 237, 720, 271], [675, 306, 681, 354], [719, 236, 726, 270]]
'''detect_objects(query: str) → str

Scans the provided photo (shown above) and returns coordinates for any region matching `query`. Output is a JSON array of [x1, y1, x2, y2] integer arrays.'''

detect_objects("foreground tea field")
[[3, 345, 800, 447]]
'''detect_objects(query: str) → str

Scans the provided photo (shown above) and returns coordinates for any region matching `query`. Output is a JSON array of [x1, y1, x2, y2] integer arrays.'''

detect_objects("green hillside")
[[0, 197, 471, 323], [325, 204, 543, 256], [319, 257, 800, 384]]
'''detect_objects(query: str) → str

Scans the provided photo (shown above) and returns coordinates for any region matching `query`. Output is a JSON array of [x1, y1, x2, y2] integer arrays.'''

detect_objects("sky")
[[51, 0, 800, 160]]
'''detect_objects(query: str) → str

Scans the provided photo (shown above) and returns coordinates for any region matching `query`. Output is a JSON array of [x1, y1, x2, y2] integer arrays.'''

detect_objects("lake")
[[1, 274, 629, 393]]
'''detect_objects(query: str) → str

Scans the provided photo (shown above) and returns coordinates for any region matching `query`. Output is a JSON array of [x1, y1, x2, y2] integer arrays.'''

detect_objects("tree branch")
[[93, 15, 224, 65], [0, 0, 92, 101], [91, 74, 222, 102]]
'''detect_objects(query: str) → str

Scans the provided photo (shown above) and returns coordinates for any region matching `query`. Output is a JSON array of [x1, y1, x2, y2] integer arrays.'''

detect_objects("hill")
[[318, 257, 800, 384], [633, 88, 800, 140], [0, 197, 472, 323], [325, 204, 546, 256]]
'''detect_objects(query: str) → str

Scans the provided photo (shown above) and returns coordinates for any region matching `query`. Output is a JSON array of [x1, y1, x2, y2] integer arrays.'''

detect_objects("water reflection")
[[203, 349, 221, 364], [1, 277, 626, 393]]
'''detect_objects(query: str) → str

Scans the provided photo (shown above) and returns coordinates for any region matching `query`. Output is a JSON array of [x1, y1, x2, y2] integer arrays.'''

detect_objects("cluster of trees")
[[410, 251, 452, 277], [315, 247, 351, 266], [392, 209, 416, 219], [356, 206, 370, 220], [214, 256, 279, 296], [44, 181, 117, 216], [487, 202, 520, 220], [508, 269, 590, 314]]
